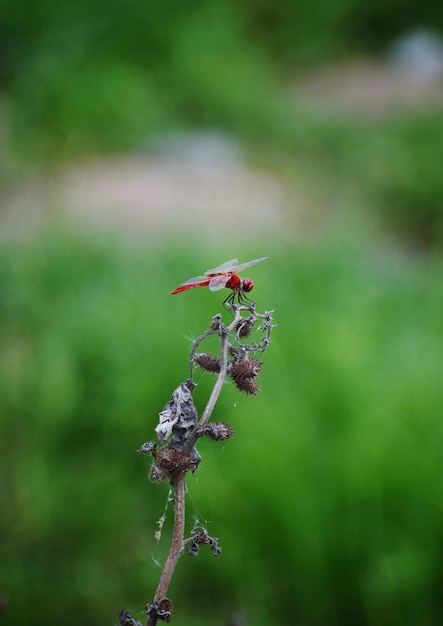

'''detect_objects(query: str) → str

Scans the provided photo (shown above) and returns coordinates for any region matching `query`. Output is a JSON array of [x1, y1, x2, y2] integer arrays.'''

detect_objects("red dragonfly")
[[170, 257, 268, 305]]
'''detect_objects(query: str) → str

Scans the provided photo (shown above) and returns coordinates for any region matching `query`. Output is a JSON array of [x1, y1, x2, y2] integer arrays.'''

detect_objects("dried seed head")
[[230, 358, 262, 381], [149, 446, 200, 481], [233, 377, 260, 395], [145, 598, 174, 624], [195, 353, 221, 373], [158, 446, 200, 472], [236, 318, 254, 338], [185, 526, 222, 557], [230, 358, 262, 394], [197, 421, 235, 441]]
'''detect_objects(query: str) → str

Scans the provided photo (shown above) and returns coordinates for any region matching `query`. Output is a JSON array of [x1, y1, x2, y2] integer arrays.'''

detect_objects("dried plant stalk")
[[122, 303, 274, 626]]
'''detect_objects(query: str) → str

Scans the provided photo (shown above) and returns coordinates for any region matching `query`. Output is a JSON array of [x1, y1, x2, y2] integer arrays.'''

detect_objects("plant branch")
[[185, 307, 242, 452], [146, 472, 186, 626], [131, 301, 274, 626]]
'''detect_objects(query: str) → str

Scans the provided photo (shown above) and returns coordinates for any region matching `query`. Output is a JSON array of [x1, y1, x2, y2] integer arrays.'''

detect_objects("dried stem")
[[185, 307, 242, 452], [131, 302, 274, 626], [151, 472, 186, 606]]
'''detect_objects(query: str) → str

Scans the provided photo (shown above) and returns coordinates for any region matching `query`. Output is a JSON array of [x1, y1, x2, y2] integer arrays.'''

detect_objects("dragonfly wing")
[[205, 259, 239, 275], [208, 274, 230, 292], [179, 275, 209, 287], [228, 256, 269, 273]]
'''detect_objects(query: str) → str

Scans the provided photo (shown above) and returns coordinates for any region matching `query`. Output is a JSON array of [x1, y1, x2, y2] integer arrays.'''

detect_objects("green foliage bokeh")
[[2, 0, 443, 243], [1, 230, 442, 625]]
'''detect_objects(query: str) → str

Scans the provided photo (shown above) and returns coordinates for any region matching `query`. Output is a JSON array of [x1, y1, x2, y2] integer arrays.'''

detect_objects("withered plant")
[[119, 301, 274, 626]]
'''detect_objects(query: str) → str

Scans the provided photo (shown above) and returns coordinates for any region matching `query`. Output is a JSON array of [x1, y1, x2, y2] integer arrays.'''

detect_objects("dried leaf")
[[155, 380, 197, 444]]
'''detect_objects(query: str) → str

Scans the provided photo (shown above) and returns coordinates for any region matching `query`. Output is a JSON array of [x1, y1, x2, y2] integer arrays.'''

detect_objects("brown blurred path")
[[0, 142, 301, 241], [2, 53, 442, 241]]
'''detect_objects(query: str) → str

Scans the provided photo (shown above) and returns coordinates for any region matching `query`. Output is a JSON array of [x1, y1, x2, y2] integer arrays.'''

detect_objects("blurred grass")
[[1, 229, 442, 625]]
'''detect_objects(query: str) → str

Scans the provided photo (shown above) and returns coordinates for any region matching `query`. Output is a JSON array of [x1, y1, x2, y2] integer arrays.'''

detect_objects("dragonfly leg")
[[238, 291, 254, 305], [223, 291, 236, 309], [223, 288, 253, 310]]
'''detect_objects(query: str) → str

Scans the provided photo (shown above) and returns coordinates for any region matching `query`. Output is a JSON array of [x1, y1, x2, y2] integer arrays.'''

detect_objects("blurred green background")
[[1, 1, 443, 625]]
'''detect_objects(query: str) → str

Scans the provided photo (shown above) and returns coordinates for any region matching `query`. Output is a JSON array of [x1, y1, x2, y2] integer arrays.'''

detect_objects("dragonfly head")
[[240, 278, 254, 293]]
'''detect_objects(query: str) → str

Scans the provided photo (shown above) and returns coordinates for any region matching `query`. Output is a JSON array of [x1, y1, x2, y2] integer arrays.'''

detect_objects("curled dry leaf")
[[155, 380, 197, 444]]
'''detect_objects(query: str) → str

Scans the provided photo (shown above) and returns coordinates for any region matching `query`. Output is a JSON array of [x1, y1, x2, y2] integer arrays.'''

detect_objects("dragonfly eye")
[[240, 278, 254, 293]]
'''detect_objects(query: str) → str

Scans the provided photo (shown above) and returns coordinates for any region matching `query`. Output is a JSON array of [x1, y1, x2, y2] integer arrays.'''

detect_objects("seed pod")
[[195, 353, 221, 373], [233, 377, 260, 395], [197, 421, 235, 441], [230, 358, 262, 381], [236, 318, 254, 338], [230, 358, 262, 394]]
